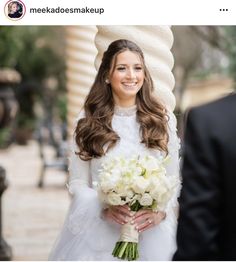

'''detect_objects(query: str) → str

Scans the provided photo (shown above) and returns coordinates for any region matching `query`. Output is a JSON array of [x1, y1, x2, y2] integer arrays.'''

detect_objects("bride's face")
[[108, 50, 144, 106]]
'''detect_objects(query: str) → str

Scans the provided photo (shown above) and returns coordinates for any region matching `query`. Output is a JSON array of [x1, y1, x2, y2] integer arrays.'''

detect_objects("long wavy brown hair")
[[75, 39, 169, 160]]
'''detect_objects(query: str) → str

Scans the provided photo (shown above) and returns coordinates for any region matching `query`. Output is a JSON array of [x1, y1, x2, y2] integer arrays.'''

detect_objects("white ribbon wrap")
[[119, 221, 139, 243]]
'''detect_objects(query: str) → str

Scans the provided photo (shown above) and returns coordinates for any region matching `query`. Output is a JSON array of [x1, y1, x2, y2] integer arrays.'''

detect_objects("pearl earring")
[[105, 79, 110, 84]]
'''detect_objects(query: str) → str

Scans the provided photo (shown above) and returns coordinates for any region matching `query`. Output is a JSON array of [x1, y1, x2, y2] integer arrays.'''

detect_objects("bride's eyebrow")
[[115, 63, 143, 66]]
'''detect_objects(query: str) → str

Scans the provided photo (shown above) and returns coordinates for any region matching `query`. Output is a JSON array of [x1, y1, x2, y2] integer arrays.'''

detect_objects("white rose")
[[100, 171, 122, 192], [146, 176, 159, 191], [132, 176, 149, 194], [150, 184, 173, 209], [132, 166, 143, 177], [126, 189, 135, 199], [111, 168, 122, 177], [100, 179, 116, 193], [139, 193, 153, 206], [139, 155, 158, 170], [150, 184, 167, 201], [150, 166, 166, 177], [115, 182, 129, 195], [107, 192, 122, 206]]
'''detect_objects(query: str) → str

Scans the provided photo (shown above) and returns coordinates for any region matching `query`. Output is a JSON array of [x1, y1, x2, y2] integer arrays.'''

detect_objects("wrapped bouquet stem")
[[112, 202, 141, 260], [98, 155, 179, 261]]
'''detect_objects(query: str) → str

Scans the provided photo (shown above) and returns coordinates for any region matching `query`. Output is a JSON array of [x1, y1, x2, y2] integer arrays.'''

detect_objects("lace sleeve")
[[67, 111, 94, 196], [165, 111, 181, 216]]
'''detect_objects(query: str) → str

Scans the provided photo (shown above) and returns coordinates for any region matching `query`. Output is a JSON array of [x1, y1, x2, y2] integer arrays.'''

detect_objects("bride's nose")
[[126, 68, 136, 79]]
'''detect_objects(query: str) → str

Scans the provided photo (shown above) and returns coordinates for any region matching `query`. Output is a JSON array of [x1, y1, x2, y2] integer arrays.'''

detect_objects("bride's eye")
[[135, 66, 143, 71], [117, 67, 126, 71]]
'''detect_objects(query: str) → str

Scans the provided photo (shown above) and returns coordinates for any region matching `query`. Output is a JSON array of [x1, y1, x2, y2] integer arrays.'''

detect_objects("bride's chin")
[[121, 86, 140, 94]]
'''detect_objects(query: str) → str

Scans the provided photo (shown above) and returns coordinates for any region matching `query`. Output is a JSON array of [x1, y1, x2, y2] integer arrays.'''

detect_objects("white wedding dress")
[[49, 105, 180, 261]]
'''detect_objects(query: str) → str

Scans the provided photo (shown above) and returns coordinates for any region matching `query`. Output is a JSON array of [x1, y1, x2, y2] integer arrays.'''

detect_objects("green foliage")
[[15, 112, 35, 129], [0, 26, 66, 142], [224, 27, 236, 89], [0, 26, 65, 87], [190, 67, 228, 81], [56, 94, 67, 122], [0, 127, 11, 148]]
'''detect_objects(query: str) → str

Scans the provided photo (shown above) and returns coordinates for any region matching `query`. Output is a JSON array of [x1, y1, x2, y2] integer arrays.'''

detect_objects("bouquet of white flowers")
[[97, 155, 178, 261]]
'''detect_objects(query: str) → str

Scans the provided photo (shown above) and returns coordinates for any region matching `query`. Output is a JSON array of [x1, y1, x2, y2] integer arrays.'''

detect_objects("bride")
[[49, 39, 180, 261]]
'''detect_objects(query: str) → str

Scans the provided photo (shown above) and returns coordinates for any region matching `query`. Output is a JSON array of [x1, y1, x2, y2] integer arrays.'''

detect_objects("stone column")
[[0, 167, 12, 260], [95, 26, 176, 112], [66, 26, 97, 135]]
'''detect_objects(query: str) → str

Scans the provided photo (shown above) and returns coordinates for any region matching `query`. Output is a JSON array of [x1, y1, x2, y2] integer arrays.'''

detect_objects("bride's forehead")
[[110, 52, 143, 70], [115, 51, 142, 63]]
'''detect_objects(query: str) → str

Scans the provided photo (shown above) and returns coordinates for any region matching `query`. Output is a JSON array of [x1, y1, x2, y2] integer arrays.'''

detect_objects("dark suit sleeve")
[[173, 109, 221, 260]]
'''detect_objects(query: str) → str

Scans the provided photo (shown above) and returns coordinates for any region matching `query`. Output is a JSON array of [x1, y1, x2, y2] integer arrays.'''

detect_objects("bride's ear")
[[105, 73, 110, 84]]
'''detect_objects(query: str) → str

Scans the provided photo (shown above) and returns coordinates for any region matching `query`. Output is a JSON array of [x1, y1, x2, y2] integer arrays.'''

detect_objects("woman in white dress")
[[49, 39, 180, 261]]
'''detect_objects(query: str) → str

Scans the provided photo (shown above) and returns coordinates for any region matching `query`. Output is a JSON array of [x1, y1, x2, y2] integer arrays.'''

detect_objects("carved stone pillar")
[[95, 26, 176, 112], [66, 26, 97, 135], [0, 167, 12, 261]]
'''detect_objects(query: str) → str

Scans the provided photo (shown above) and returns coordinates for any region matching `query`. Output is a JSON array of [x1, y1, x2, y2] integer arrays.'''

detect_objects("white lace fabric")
[[49, 106, 181, 261]]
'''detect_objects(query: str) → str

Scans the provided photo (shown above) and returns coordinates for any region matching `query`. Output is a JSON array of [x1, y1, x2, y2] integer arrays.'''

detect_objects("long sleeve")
[[66, 112, 102, 233], [62, 113, 104, 237], [67, 111, 96, 198], [67, 137, 92, 194]]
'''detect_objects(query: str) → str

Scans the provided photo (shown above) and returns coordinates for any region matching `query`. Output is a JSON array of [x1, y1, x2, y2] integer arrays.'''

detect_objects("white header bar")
[[1, 0, 236, 25]]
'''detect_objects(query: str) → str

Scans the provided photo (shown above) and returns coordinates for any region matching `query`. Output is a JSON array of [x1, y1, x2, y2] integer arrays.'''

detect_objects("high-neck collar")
[[114, 104, 137, 116]]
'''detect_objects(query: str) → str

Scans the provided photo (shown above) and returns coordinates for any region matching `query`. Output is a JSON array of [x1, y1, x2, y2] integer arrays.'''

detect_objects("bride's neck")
[[115, 103, 136, 108], [113, 100, 136, 108], [112, 95, 137, 108]]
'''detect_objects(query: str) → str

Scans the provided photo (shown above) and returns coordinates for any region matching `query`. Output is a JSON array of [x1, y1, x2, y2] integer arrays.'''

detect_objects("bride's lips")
[[122, 82, 138, 89]]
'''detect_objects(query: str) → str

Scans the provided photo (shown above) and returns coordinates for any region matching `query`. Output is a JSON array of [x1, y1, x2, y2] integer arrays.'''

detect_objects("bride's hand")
[[132, 210, 166, 233], [102, 205, 133, 225]]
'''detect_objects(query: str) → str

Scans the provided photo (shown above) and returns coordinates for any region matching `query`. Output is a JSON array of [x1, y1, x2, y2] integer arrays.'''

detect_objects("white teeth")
[[123, 83, 137, 87]]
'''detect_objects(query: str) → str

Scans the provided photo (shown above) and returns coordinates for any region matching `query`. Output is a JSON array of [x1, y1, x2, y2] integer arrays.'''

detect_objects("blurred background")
[[0, 26, 235, 260]]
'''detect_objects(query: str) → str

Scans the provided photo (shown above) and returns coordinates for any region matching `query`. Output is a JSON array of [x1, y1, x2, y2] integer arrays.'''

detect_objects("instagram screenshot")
[[0, 0, 235, 260]]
